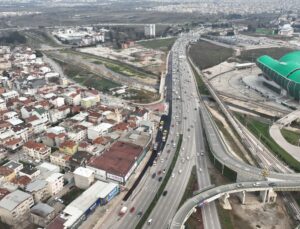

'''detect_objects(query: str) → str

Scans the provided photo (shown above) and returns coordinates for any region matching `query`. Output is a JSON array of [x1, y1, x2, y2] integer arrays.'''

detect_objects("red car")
[[158, 170, 162, 175], [167, 150, 171, 153], [130, 207, 135, 213]]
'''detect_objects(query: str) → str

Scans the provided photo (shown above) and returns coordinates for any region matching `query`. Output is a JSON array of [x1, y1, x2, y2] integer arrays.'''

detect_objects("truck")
[[119, 206, 128, 216]]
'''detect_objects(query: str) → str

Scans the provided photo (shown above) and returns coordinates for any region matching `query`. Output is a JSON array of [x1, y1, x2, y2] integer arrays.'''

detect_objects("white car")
[[178, 169, 182, 174], [199, 168, 202, 172], [172, 173, 175, 178]]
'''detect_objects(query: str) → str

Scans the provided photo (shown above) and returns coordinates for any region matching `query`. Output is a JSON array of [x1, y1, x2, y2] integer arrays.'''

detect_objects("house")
[[59, 140, 78, 155], [30, 203, 56, 228], [80, 96, 98, 109], [45, 173, 64, 196], [23, 141, 51, 161], [0, 166, 16, 182], [3, 161, 23, 174], [87, 123, 113, 140], [0, 190, 34, 225], [64, 91, 81, 106], [19, 165, 40, 180], [4, 138, 24, 151], [50, 151, 71, 168], [42, 132, 66, 148], [25, 180, 49, 203]]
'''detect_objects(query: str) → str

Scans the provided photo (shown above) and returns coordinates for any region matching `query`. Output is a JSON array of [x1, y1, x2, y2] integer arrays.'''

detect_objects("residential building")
[[50, 151, 71, 168], [59, 140, 78, 155], [144, 24, 156, 37], [3, 161, 23, 174], [0, 166, 16, 182], [45, 173, 64, 196], [30, 203, 55, 228], [23, 141, 51, 160], [74, 167, 95, 189], [87, 123, 113, 140], [0, 190, 34, 225], [25, 180, 49, 203]]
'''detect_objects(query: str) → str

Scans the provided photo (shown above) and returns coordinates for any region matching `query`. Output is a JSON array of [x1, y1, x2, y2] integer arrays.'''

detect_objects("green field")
[[138, 37, 177, 51], [61, 50, 157, 79], [235, 113, 300, 172], [189, 40, 234, 70], [255, 28, 274, 35], [123, 89, 160, 103], [53, 58, 121, 92], [281, 128, 300, 146], [239, 47, 293, 62]]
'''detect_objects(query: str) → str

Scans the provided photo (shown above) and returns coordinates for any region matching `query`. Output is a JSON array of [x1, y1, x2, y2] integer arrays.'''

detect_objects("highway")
[[100, 43, 184, 229], [144, 37, 220, 229], [100, 32, 221, 229]]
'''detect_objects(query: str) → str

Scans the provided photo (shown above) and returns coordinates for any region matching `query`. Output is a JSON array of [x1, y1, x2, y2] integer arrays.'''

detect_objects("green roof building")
[[257, 51, 300, 100]]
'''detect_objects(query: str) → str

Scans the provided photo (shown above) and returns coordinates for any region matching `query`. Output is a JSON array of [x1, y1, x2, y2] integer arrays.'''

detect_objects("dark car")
[[130, 207, 135, 213], [158, 177, 163, 182], [269, 182, 277, 187], [152, 173, 156, 178], [137, 211, 143, 217], [163, 190, 168, 196]]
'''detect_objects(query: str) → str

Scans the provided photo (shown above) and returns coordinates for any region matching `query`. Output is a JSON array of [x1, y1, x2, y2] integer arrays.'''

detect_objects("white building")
[[279, 24, 294, 36], [0, 190, 34, 225], [1, 90, 19, 102], [74, 167, 95, 189], [45, 173, 64, 196], [144, 24, 156, 37], [87, 123, 113, 140]]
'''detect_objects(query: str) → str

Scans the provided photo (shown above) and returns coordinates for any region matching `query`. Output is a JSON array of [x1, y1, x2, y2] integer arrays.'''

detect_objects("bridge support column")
[[260, 189, 277, 203], [237, 191, 246, 204], [260, 190, 268, 203], [219, 193, 231, 210]]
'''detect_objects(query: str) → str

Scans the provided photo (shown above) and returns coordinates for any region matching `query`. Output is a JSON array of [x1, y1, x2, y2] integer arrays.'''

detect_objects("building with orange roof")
[[0, 166, 16, 182], [23, 140, 51, 160], [59, 140, 78, 155], [50, 151, 71, 168], [87, 141, 143, 184]]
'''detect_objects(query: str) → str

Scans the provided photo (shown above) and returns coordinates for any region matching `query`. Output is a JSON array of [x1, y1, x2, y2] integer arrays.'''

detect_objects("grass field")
[[138, 37, 177, 51], [235, 113, 300, 172], [255, 28, 274, 35], [189, 40, 234, 70], [281, 128, 300, 146], [53, 58, 121, 92], [239, 47, 293, 62], [124, 88, 160, 104], [62, 50, 157, 79]]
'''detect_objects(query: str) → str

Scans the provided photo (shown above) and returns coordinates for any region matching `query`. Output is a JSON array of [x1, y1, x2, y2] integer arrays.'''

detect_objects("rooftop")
[[257, 51, 300, 83], [0, 190, 32, 211], [88, 141, 143, 177], [31, 202, 55, 217]]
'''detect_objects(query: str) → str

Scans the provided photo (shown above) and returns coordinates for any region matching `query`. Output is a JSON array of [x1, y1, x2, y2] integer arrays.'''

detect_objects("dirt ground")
[[228, 194, 293, 229]]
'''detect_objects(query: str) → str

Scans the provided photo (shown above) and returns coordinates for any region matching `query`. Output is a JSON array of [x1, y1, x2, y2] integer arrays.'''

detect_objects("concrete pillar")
[[266, 189, 277, 203], [220, 193, 232, 210], [260, 190, 268, 203], [237, 191, 246, 204]]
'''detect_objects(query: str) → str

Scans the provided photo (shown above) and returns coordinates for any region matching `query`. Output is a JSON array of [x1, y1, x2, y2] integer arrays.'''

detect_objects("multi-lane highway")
[[100, 32, 221, 229], [144, 37, 220, 229]]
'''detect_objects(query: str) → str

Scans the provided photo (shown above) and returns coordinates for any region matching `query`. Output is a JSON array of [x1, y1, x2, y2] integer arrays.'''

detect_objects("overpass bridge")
[[170, 180, 300, 229]]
